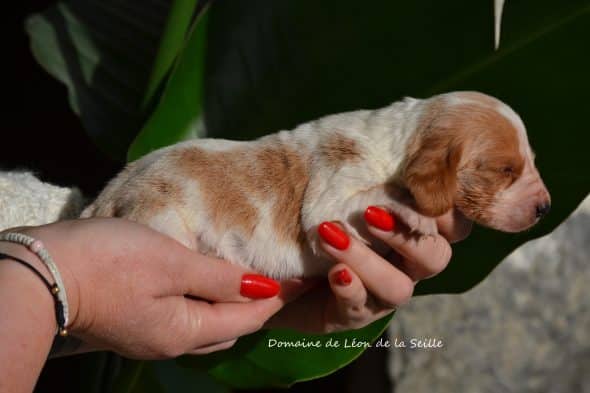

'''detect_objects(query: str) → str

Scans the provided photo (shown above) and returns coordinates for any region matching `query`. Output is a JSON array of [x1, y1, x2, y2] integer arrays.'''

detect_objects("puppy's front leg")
[[301, 158, 412, 256], [380, 188, 438, 236], [302, 166, 437, 257]]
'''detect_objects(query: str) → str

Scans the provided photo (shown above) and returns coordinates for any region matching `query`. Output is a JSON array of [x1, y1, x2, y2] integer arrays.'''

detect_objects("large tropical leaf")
[[127, 3, 209, 161], [178, 0, 589, 388], [25, 0, 177, 160], [180, 315, 393, 389], [27, 0, 590, 390], [202, 0, 590, 295], [26, 2, 216, 392], [110, 359, 229, 393]]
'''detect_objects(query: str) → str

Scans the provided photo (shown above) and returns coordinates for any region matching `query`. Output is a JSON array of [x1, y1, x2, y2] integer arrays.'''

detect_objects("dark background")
[[5, 2, 391, 392], [5, 1, 121, 198]]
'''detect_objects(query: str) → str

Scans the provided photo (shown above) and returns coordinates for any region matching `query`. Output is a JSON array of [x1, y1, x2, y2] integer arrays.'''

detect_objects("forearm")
[[0, 244, 58, 393]]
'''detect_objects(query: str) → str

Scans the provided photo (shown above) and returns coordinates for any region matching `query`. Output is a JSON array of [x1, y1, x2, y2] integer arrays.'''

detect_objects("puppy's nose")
[[535, 203, 551, 218]]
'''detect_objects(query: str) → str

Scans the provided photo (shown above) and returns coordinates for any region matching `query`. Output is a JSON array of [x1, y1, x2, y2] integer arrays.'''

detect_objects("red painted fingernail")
[[318, 222, 350, 250], [364, 206, 396, 231], [240, 274, 280, 299], [334, 269, 352, 286]]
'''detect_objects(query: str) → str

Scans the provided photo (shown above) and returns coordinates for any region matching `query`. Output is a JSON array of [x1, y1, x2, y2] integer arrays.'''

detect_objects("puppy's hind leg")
[[143, 207, 197, 250], [83, 197, 196, 251]]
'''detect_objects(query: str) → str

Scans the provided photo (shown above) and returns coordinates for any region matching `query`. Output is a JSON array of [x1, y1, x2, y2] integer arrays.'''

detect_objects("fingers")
[[325, 264, 398, 332], [362, 206, 453, 281], [178, 278, 312, 349], [171, 246, 318, 303], [367, 225, 452, 281], [323, 264, 371, 331], [119, 220, 281, 303], [181, 296, 285, 347], [318, 222, 414, 307], [318, 204, 455, 299], [278, 277, 321, 303], [327, 263, 367, 311], [169, 251, 281, 302], [187, 339, 237, 355]]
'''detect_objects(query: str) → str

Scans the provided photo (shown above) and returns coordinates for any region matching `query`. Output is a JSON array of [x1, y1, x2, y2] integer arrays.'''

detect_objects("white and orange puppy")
[[82, 91, 551, 279]]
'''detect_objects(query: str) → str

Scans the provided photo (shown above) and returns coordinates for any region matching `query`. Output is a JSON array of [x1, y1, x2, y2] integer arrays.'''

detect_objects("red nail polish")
[[364, 206, 396, 231], [318, 222, 350, 250], [335, 269, 352, 286], [240, 274, 280, 299]]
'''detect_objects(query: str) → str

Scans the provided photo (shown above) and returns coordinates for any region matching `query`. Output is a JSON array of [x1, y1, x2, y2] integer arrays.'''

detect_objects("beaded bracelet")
[[0, 233, 69, 336]]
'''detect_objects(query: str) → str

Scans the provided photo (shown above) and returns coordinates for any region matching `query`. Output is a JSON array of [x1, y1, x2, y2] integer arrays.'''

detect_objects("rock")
[[388, 195, 590, 393]]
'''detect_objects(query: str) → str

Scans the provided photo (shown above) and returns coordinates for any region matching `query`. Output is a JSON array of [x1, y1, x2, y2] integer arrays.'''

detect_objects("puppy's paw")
[[386, 204, 438, 236], [406, 214, 438, 237], [306, 221, 366, 257]]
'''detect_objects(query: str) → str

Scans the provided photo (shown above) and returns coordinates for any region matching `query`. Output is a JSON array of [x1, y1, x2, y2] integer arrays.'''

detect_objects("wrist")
[[0, 240, 102, 357], [0, 266, 54, 328], [0, 242, 53, 301], [0, 240, 62, 334], [0, 250, 59, 392], [18, 224, 83, 335]]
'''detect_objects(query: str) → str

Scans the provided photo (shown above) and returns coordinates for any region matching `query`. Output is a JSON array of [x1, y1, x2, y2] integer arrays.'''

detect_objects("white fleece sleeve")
[[0, 171, 85, 231]]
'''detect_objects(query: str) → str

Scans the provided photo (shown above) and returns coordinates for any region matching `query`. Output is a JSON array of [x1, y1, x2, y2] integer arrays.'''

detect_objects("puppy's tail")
[[79, 201, 117, 218], [79, 203, 96, 218]]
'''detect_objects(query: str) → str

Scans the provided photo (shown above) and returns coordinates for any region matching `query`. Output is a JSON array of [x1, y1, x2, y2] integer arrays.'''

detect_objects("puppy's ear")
[[402, 132, 463, 217]]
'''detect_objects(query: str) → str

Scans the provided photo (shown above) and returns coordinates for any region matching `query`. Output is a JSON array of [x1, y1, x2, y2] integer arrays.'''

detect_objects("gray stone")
[[388, 195, 590, 393]]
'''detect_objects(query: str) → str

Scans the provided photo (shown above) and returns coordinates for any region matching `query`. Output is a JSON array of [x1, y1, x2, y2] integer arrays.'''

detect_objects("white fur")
[[488, 102, 551, 232], [83, 92, 548, 278]]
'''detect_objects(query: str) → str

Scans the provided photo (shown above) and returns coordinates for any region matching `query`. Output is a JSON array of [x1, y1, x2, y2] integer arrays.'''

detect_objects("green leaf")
[[203, 0, 590, 293], [180, 316, 392, 389], [141, 0, 200, 110], [27, 0, 590, 389], [111, 359, 229, 393], [111, 359, 149, 393], [184, 0, 588, 388], [151, 360, 229, 393], [25, 0, 173, 160], [127, 4, 209, 161]]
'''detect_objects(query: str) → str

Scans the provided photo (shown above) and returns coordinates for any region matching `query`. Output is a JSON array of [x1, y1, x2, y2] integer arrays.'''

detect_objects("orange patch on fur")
[[403, 98, 523, 219], [252, 144, 310, 248], [453, 104, 524, 224], [319, 132, 361, 166], [173, 140, 311, 246], [104, 177, 183, 221], [173, 148, 259, 237]]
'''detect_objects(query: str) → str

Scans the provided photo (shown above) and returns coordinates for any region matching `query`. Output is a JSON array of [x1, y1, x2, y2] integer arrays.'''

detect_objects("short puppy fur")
[[82, 91, 551, 279]]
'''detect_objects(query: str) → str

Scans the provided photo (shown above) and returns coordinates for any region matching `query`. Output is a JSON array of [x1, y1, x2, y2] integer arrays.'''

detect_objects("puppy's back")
[[81, 136, 323, 278]]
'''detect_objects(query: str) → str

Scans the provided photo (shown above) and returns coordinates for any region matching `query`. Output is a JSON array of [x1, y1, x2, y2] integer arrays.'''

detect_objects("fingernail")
[[240, 274, 280, 299], [334, 269, 352, 286], [318, 222, 350, 250], [364, 206, 396, 231]]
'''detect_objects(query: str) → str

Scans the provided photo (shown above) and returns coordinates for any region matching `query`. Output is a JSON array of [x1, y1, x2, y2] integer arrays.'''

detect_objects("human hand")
[[18, 218, 308, 358], [265, 207, 472, 333]]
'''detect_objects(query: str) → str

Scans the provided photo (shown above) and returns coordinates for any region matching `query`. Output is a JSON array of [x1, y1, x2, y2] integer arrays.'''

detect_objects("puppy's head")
[[402, 91, 550, 232]]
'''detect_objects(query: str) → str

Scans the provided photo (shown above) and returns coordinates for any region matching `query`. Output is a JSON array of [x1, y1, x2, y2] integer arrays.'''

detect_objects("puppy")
[[81, 91, 551, 279]]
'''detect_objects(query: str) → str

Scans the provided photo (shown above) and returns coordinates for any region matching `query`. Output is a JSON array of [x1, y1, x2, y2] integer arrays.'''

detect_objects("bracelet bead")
[[0, 232, 69, 336]]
